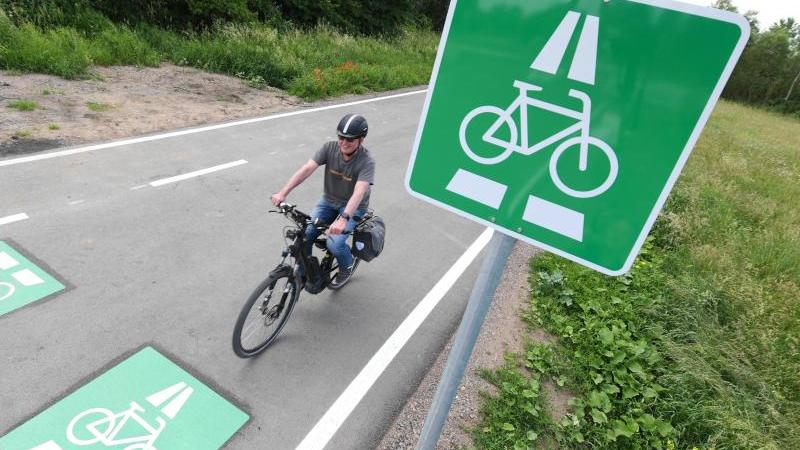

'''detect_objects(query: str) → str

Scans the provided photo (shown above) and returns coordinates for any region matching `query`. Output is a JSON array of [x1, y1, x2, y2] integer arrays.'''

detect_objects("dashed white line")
[[0, 213, 29, 226], [149, 160, 248, 187], [295, 228, 494, 450]]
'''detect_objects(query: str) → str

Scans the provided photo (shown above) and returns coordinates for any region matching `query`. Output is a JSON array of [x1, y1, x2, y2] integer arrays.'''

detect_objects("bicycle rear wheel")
[[233, 269, 299, 357]]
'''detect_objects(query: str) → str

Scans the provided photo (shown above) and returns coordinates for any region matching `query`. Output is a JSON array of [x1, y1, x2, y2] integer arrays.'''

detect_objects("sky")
[[680, 0, 799, 30]]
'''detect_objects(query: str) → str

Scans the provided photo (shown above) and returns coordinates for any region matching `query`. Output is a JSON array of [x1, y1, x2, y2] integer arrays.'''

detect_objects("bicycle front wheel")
[[232, 269, 299, 358]]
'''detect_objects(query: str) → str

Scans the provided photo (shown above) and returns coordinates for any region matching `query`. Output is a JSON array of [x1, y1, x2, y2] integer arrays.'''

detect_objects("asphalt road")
[[0, 90, 489, 449]]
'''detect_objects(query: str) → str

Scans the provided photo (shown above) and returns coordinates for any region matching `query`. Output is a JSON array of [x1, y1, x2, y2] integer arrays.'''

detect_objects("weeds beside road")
[[474, 101, 800, 449], [0, 9, 437, 100]]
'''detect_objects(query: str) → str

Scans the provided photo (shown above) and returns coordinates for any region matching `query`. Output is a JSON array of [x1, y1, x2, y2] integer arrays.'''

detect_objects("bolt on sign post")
[[405, 0, 749, 275]]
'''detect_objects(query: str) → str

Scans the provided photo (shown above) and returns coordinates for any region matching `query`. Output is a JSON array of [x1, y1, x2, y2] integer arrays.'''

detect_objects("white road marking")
[[0, 90, 428, 168], [130, 185, 148, 191], [523, 194, 584, 241], [149, 160, 248, 187], [12, 268, 44, 286], [0, 252, 19, 270], [531, 11, 580, 75], [68, 200, 85, 205], [0, 213, 29, 226], [569, 15, 599, 85], [446, 169, 507, 209], [295, 228, 494, 450]]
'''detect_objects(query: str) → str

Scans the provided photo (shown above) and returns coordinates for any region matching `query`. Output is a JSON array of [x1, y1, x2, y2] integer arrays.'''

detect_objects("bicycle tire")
[[232, 267, 299, 358], [549, 136, 618, 198], [459, 106, 517, 165], [66, 408, 114, 445]]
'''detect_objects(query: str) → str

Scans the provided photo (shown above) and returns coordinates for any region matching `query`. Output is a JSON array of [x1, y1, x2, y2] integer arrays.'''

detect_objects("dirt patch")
[[377, 242, 571, 450], [0, 64, 302, 151]]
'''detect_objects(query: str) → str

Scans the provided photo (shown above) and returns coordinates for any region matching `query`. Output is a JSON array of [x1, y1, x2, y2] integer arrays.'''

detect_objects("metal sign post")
[[416, 231, 516, 450]]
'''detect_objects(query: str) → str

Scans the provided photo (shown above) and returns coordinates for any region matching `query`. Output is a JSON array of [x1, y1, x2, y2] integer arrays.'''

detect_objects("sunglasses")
[[338, 135, 358, 143]]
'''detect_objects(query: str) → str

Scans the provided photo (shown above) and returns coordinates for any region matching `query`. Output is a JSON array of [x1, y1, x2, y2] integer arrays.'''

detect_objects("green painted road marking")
[[0, 241, 65, 317], [0, 347, 249, 450], [406, 0, 748, 275]]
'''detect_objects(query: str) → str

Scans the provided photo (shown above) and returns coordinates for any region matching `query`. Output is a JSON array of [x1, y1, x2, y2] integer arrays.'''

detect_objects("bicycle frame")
[[488, 80, 593, 170]]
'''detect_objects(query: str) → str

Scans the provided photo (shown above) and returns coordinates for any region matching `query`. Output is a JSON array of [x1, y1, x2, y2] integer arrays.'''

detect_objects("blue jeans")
[[304, 199, 365, 271]]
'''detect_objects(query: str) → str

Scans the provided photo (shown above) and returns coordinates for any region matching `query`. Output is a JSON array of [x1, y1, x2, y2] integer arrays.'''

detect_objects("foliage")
[[0, 7, 437, 97], [474, 101, 800, 449], [6, 99, 38, 110], [713, 0, 800, 114], [0, 0, 447, 35]]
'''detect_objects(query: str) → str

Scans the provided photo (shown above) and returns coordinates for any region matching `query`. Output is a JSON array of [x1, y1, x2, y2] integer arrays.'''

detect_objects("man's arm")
[[328, 180, 370, 235], [271, 159, 319, 206]]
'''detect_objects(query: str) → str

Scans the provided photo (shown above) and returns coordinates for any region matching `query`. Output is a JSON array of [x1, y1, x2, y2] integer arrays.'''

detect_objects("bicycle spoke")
[[233, 272, 297, 356]]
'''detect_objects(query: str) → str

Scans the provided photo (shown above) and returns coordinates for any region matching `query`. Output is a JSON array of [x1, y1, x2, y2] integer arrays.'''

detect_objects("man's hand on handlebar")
[[271, 193, 286, 206]]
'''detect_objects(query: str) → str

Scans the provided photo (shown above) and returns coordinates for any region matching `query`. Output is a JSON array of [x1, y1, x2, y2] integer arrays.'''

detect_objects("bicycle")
[[232, 203, 371, 358], [459, 80, 618, 199]]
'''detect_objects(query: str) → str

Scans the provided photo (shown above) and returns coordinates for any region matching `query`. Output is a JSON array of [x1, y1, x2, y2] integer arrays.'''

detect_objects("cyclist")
[[271, 113, 375, 288]]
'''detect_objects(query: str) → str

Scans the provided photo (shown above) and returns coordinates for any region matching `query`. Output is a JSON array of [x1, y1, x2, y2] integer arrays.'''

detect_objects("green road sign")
[[0, 347, 249, 450], [405, 0, 749, 275], [0, 241, 65, 317]]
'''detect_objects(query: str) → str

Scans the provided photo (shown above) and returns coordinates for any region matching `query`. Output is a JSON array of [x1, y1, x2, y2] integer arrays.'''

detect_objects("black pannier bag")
[[351, 216, 385, 262]]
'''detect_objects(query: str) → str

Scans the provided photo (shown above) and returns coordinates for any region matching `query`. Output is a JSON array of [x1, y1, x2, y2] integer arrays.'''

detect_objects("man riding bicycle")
[[271, 113, 375, 288]]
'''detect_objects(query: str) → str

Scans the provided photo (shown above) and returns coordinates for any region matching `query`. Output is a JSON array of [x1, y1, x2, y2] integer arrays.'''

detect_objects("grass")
[[473, 100, 800, 449], [0, 8, 438, 100], [6, 99, 38, 111], [47, 123, 59, 130], [13, 130, 31, 138], [85, 101, 112, 112]]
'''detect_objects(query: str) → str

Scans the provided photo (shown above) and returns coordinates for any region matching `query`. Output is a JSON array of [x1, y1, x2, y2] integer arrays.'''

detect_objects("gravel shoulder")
[[1, 64, 301, 155], [378, 242, 545, 450]]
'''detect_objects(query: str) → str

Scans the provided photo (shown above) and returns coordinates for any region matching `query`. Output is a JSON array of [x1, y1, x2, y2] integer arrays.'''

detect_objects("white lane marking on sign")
[[146, 382, 194, 420], [29, 441, 63, 450], [149, 160, 248, 187], [569, 15, 599, 85], [295, 228, 494, 450], [0, 251, 19, 270], [11, 269, 45, 286], [0, 90, 426, 168], [0, 213, 29, 226], [530, 11, 580, 74], [523, 194, 584, 241], [446, 169, 508, 209]]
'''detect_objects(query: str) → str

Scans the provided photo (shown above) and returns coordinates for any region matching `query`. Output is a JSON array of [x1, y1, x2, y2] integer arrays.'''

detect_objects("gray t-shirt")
[[313, 141, 375, 211]]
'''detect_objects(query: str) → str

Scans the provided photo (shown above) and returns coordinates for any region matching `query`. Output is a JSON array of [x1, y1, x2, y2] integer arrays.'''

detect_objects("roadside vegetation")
[[0, 1, 441, 100], [6, 99, 38, 110], [473, 100, 800, 449]]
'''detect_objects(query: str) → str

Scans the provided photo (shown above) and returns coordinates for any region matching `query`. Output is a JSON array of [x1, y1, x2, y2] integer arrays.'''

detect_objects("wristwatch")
[[340, 212, 351, 221]]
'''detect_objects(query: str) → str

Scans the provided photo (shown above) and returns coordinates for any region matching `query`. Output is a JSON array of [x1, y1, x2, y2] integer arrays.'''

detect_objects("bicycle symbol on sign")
[[459, 80, 618, 199], [445, 10, 617, 242], [65, 382, 193, 450]]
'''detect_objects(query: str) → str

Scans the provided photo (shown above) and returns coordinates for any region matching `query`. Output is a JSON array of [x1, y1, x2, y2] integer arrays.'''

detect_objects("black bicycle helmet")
[[337, 114, 368, 139]]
